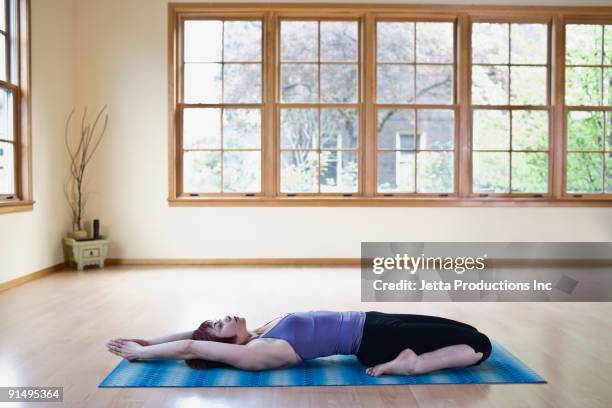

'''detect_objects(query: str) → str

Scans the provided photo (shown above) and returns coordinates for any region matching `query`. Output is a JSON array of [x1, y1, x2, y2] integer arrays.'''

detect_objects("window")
[[0, 0, 30, 212], [169, 4, 612, 206], [471, 22, 550, 195], [376, 21, 455, 194], [181, 19, 263, 194], [279, 20, 359, 194], [565, 23, 612, 195]]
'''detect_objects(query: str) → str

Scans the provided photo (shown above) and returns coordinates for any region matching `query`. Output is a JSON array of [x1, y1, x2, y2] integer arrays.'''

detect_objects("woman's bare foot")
[[366, 344, 484, 377], [366, 348, 420, 377]]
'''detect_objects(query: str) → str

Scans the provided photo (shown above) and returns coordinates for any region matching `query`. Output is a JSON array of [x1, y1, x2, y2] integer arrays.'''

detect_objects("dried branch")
[[63, 106, 109, 231]]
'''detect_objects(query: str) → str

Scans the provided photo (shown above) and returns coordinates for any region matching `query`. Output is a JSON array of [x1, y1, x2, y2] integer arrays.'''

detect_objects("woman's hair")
[[185, 320, 239, 370]]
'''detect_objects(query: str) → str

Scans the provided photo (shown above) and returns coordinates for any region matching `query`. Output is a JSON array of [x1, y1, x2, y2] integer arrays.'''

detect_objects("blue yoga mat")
[[99, 340, 545, 387]]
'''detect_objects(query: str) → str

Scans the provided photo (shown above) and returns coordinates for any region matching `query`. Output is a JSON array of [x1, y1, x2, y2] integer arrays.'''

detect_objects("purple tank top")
[[262, 311, 366, 361]]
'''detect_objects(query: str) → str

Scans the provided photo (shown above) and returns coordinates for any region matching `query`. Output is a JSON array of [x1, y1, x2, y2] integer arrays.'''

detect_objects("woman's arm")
[[107, 339, 288, 371], [107, 339, 192, 361], [116, 331, 193, 346], [144, 331, 194, 345], [185, 340, 276, 370], [139, 340, 194, 360]]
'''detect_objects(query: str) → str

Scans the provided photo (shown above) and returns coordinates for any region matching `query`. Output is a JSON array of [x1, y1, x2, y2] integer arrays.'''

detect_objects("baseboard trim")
[[106, 258, 611, 267], [1, 258, 608, 293], [0, 262, 65, 293], [106, 258, 362, 266]]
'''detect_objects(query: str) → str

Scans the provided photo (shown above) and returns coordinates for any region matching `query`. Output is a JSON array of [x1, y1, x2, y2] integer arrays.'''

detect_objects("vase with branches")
[[64, 106, 108, 239]]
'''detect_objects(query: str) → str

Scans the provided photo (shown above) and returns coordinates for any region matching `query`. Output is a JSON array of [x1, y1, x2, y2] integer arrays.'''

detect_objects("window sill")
[[168, 196, 612, 207], [0, 200, 34, 214]]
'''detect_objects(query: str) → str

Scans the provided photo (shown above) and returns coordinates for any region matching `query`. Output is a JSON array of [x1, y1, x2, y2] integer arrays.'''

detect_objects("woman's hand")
[[117, 338, 149, 346], [106, 339, 144, 361]]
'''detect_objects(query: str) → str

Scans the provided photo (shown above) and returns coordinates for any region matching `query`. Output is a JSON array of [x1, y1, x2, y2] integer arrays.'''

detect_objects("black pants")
[[356, 312, 492, 367]]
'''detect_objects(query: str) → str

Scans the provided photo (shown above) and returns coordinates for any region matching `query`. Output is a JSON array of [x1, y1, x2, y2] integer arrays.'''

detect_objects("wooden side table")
[[63, 237, 110, 270]]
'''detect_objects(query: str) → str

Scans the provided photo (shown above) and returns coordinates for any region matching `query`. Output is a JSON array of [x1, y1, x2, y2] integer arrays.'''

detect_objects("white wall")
[[3, 0, 612, 282], [72, 0, 612, 260], [0, 0, 74, 283]]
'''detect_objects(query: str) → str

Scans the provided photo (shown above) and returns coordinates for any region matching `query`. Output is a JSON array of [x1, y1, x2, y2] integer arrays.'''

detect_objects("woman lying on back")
[[107, 310, 492, 376]]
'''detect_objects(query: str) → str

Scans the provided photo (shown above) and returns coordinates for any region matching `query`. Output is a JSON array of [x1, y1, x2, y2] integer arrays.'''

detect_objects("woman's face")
[[212, 315, 248, 343]]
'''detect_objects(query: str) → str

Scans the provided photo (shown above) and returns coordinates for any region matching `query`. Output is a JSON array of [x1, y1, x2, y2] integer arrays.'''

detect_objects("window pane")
[[281, 63, 318, 103], [223, 64, 261, 103], [223, 151, 261, 192], [377, 65, 414, 103], [472, 23, 509, 64], [567, 153, 603, 193], [416, 22, 453, 63], [512, 110, 548, 151], [510, 66, 547, 105], [183, 108, 221, 149], [0, 141, 14, 194], [417, 109, 454, 150], [473, 152, 510, 193], [320, 22, 357, 62], [377, 109, 415, 149], [605, 68, 612, 106], [608, 112, 612, 151], [511, 24, 547, 65], [184, 21, 222, 62], [473, 23, 547, 110], [223, 21, 262, 62], [415, 65, 452, 104], [377, 22, 414, 63], [0, 35, 5, 82], [280, 151, 319, 192], [0, 1, 5, 32], [183, 151, 221, 193], [606, 153, 612, 193], [417, 151, 453, 193], [223, 109, 261, 149], [565, 67, 602, 106], [0, 89, 12, 141], [320, 64, 357, 103], [321, 109, 358, 149], [565, 24, 602, 66], [377, 16, 455, 173], [281, 21, 318, 61], [605, 26, 612, 65], [280, 109, 318, 149], [377, 151, 415, 192], [472, 65, 509, 105], [320, 151, 358, 193], [567, 111, 604, 151], [473, 110, 510, 150], [184, 63, 221, 103], [181, 20, 263, 196], [511, 152, 548, 193]]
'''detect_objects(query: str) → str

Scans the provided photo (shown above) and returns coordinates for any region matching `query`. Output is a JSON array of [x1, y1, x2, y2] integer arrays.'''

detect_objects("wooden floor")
[[1, 265, 611, 407]]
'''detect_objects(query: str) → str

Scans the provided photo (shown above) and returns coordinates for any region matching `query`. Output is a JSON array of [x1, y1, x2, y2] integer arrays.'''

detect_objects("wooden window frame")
[[562, 16, 612, 199], [468, 17, 553, 198], [373, 15, 458, 198], [179, 15, 266, 197], [168, 3, 612, 207], [0, 0, 31, 214], [277, 15, 363, 197]]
